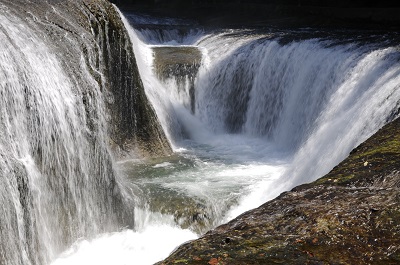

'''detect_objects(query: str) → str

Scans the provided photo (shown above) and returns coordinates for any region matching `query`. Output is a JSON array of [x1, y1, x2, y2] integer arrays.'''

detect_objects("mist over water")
[[1, 5, 400, 265]]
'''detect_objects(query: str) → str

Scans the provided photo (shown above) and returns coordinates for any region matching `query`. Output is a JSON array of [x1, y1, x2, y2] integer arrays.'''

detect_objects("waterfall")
[[2, 5, 400, 265], [196, 32, 400, 186], [0, 3, 127, 264], [126, 19, 400, 220], [193, 31, 400, 216]]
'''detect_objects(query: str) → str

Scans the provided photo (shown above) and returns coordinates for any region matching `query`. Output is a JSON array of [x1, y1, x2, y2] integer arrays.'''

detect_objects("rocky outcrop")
[[158, 117, 400, 264], [153, 46, 202, 113], [87, 1, 173, 157], [78, 0, 172, 157], [5, 0, 172, 158]]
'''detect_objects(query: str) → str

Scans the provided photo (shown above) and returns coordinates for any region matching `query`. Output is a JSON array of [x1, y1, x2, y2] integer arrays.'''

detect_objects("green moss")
[[352, 138, 400, 159], [315, 173, 356, 185], [172, 259, 189, 264]]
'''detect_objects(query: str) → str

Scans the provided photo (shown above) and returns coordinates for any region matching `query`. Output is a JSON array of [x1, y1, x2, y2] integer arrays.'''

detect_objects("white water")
[[192, 33, 400, 218], [51, 226, 196, 265], [2, 5, 400, 265], [0, 4, 127, 265], [115, 13, 400, 264]]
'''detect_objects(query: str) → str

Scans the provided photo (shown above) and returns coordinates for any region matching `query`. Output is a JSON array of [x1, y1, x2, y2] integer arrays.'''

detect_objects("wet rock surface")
[[158, 117, 400, 264], [79, 0, 172, 158], [2, 0, 172, 158], [153, 47, 202, 77], [120, 155, 230, 235], [153, 46, 202, 113]]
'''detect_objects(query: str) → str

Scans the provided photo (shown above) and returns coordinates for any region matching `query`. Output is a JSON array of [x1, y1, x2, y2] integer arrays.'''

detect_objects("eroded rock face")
[[153, 46, 202, 113], [79, 0, 173, 158], [158, 118, 400, 265], [10, 0, 173, 158]]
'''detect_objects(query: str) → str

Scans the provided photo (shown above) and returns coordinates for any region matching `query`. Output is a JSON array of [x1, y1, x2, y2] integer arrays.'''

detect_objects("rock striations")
[[78, 0, 172, 157], [1, 0, 172, 158]]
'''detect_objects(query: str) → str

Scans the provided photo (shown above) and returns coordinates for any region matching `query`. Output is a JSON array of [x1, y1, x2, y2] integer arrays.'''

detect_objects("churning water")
[[2, 5, 400, 265], [113, 12, 400, 264]]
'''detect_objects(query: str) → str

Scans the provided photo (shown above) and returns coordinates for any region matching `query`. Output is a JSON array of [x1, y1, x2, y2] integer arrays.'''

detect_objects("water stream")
[[1, 6, 400, 265], [115, 12, 400, 264], [0, 5, 124, 264]]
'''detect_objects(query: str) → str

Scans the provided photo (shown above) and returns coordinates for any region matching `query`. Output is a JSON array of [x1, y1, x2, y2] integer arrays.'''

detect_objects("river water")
[[1, 5, 399, 265], [51, 12, 400, 264]]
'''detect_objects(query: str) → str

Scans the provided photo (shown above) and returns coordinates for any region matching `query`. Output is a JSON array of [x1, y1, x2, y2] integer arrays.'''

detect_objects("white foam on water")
[[50, 10, 400, 265], [51, 226, 197, 265]]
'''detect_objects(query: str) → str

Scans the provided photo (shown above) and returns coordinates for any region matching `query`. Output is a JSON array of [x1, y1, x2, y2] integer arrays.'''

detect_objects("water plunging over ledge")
[[1, 4, 400, 264], [60, 12, 400, 264], [55, 11, 400, 264]]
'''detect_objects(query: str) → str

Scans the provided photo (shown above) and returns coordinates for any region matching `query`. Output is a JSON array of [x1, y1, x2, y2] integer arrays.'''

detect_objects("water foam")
[[55, 10, 400, 265], [51, 226, 196, 265]]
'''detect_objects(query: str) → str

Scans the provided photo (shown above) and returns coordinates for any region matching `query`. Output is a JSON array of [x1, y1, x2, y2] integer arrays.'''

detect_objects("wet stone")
[[153, 46, 202, 113]]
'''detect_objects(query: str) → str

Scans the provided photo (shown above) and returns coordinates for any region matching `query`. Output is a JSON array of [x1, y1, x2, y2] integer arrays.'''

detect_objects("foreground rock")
[[158, 117, 400, 264]]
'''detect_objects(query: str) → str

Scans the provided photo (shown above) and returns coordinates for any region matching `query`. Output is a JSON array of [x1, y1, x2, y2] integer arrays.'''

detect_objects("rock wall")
[[79, 0, 172, 157], [0, 1, 171, 262], [158, 117, 400, 264], [4, 0, 172, 158]]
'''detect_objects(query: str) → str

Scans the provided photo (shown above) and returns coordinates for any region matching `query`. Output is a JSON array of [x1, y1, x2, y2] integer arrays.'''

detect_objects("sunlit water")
[[52, 11, 400, 265]]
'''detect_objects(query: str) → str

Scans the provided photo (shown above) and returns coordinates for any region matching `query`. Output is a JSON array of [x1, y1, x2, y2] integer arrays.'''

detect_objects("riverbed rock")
[[157, 117, 400, 264], [153, 46, 202, 113]]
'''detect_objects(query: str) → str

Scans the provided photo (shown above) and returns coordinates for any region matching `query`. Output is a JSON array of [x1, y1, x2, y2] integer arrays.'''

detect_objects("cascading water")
[[193, 32, 400, 217], [0, 3, 129, 264], [193, 32, 400, 210], [117, 13, 400, 261], [2, 3, 400, 265]]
